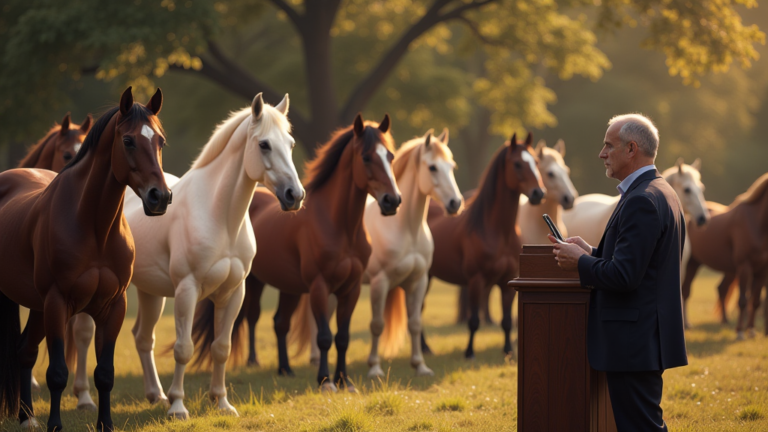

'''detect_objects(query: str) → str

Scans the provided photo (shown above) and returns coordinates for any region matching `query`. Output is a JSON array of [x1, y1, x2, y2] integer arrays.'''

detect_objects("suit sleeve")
[[577, 195, 661, 291]]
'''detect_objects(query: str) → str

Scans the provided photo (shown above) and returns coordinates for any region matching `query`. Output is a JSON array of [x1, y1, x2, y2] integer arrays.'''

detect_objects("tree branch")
[[268, 0, 303, 30], [453, 16, 506, 47]]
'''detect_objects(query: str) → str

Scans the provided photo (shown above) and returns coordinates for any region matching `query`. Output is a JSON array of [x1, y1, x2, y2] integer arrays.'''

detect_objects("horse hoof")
[[367, 365, 385, 378], [77, 401, 98, 412], [464, 352, 475, 360], [149, 395, 170, 409], [167, 399, 189, 420], [415, 365, 434, 377], [217, 402, 239, 417], [278, 367, 295, 377], [736, 332, 745, 341], [20, 418, 41, 429], [319, 382, 338, 393]]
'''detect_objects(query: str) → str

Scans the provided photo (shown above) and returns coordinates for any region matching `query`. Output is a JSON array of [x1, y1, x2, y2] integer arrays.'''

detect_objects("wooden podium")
[[508, 245, 617, 432]]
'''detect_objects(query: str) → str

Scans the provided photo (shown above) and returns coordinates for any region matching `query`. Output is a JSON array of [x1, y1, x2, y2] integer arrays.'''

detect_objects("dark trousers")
[[605, 370, 667, 432]]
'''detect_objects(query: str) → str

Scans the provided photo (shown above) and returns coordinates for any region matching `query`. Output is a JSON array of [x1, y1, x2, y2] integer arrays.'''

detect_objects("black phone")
[[543, 214, 566, 244]]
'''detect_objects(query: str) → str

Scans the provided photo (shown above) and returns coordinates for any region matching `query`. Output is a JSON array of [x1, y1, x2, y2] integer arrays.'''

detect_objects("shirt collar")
[[617, 165, 656, 197]]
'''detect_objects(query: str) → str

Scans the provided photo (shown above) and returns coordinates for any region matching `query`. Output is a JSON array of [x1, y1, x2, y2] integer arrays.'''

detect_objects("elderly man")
[[550, 114, 687, 431]]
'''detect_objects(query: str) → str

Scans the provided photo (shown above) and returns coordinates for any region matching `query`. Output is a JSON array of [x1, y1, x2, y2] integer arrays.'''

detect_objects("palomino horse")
[[193, 114, 401, 391], [0, 87, 171, 431], [456, 139, 578, 323], [301, 129, 463, 377], [125, 93, 303, 420], [682, 173, 768, 339], [423, 132, 546, 358]]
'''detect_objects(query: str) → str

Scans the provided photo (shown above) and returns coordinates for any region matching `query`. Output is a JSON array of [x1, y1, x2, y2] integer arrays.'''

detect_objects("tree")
[[1, 0, 763, 156]]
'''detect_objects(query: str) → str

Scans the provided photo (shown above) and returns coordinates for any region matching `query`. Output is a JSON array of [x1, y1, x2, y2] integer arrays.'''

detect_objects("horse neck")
[[67, 116, 127, 242], [200, 118, 258, 233], [309, 145, 369, 238], [395, 156, 429, 235], [534, 191, 562, 222], [484, 174, 520, 240]]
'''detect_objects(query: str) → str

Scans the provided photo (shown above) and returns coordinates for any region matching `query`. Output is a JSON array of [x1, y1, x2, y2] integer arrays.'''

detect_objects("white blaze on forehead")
[[141, 124, 156, 141], [73, 142, 82, 153], [521, 150, 541, 182], [376, 144, 396, 185]]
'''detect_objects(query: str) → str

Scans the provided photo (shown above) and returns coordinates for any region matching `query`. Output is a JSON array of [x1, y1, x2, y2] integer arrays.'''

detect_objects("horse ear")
[[275, 93, 289, 115], [525, 132, 533, 146], [437, 127, 449, 145], [508, 133, 517, 147], [80, 114, 93, 133], [146, 88, 163, 115], [120, 87, 134, 116], [59, 113, 71, 135], [353, 113, 365, 136], [691, 158, 701, 171], [676, 157, 685, 174], [554, 139, 565, 157], [425, 132, 433, 148], [251, 93, 264, 120], [379, 113, 391, 134], [535, 139, 546, 157]]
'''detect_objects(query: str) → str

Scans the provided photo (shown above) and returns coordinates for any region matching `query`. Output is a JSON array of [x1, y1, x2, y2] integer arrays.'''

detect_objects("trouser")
[[605, 370, 667, 432]]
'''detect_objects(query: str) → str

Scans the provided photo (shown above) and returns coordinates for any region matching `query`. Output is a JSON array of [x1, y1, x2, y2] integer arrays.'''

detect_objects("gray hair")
[[608, 113, 659, 158]]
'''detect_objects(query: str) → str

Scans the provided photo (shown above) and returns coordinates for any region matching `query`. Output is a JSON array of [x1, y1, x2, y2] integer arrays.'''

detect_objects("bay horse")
[[423, 132, 546, 359], [456, 138, 578, 323], [193, 114, 401, 392], [0, 87, 171, 431], [682, 173, 768, 339], [125, 93, 303, 420]]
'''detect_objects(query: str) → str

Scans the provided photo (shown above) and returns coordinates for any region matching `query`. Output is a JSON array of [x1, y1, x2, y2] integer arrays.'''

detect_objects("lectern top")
[[508, 244, 583, 290]]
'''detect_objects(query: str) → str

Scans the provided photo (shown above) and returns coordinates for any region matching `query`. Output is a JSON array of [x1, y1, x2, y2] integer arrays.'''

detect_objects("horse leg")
[[310, 294, 337, 366], [308, 277, 334, 390], [43, 289, 70, 432], [335, 281, 362, 392], [71, 313, 97, 411], [274, 292, 302, 376], [366, 272, 389, 378], [209, 282, 245, 416], [501, 283, 515, 358], [482, 285, 494, 325], [716, 273, 737, 325], [457, 285, 469, 324], [17, 310, 46, 429], [420, 276, 434, 355], [681, 256, 701, 328], [93, 292, 127, 432], [746, 268, 768, 338], [465, 275, 486, 359], [405, 275, 433, 376], [245, 275, 265, 367], [167, 277, 201, 420], [131, 288, 168, 406], [735, 265, 752, 340]]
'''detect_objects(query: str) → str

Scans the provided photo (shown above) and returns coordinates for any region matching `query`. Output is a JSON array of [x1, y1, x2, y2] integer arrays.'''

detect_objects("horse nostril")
[[697, 215, 707, 226], [285, 188, 295, 205], [562, 196, 571, 205], [147, 188, 161, 206]]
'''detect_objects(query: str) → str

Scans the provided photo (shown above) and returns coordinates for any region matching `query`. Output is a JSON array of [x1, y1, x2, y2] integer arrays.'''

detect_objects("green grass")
[[2, 270, 768, 431]]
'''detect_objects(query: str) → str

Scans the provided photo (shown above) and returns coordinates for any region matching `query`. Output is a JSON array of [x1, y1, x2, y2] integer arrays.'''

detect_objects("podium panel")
[[509, 245, 617, 432]]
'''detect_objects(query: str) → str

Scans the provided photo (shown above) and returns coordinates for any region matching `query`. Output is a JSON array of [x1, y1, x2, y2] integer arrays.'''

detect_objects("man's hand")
[[548, 234, 591, 270]]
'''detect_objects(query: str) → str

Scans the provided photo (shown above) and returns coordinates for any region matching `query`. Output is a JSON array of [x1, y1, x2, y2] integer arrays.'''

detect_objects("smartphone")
[[543, 214, 567, 244]]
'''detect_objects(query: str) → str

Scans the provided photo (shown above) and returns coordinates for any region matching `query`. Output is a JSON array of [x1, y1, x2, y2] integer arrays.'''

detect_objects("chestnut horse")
[[682, 173, 768, 339], [0, 87, 171, 431], [423, 133, 546, 358], [193, 114, 401, 392]]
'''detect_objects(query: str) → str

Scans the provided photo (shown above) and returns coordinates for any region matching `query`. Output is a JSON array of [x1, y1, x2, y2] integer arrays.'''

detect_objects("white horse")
[[121, 93, 303, 419]]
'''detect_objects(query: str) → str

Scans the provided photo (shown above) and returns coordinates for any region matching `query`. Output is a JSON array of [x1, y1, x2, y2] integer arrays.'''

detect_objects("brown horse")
[[683, 173, 768, 339], [0, 87, 171, 431], [191, 114, 400, 391], [19, 113, 93, 172], [423, 133, 545, 358]]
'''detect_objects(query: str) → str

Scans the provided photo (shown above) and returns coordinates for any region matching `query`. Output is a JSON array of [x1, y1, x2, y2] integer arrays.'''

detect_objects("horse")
[[193, 114, 401, 392], [0, 87, 171, 432], [423, 132, 546, 359], [562, 158, 710, 328], [122, 93, 303, 420], [456, 138, 578, 324], [682, 173, 768, 339]]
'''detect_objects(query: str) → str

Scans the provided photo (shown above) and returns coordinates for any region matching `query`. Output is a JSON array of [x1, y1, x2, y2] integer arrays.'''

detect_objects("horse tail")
[[717, 278, 739, 315], [228, 287, 251, 368], [187, 298, 216, 371], [0, 291, 20, 418], [380, 287, 407, 358], [64, 318, 76, 372], [288, 294, 312, 358]]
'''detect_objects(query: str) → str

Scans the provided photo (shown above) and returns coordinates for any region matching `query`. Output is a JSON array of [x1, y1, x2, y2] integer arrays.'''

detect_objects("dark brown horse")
[[683, 174, 768, 339], [423, 133, 545, 358], [191, 114, 400, 391], [0, 87, 171, 431], [19, 113, 92, 172]]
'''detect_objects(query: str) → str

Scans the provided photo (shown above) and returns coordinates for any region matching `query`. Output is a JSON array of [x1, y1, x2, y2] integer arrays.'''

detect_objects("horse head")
[[51, 113, 92, 172], [664, 157, 708, 226], [419, 128, 462, 215], [505, 132, 546, 205], [535, 139, 578, 210], [244, 93, 304, 211], [351, 113, 401, 216]]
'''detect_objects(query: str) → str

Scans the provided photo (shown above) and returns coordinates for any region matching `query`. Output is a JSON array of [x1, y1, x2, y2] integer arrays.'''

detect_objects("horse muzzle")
[[445, 197, 462, 215], [378, 193, 401, 216], [528, 188, 545, 205], [141, 187, 172, 216], [277, 186, 305, 211]]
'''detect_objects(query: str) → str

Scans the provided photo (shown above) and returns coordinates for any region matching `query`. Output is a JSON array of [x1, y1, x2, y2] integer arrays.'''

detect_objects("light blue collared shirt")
[[617, 165, 656, 197]]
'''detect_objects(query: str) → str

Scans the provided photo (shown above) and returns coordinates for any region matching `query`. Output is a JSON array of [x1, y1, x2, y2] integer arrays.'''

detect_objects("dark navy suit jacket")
[[578, 169, 688, 371]]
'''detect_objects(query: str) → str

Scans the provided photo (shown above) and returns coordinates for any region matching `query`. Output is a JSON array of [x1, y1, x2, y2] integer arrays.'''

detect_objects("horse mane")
[[465, 143, 510, 233], [304, 122, 393, 193], [18, 126, 59, 168], [729, 173, 768, 208]]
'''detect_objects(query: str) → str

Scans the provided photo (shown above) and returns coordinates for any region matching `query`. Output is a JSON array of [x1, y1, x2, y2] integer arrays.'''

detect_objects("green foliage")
[[320, 409, 372, 432], [435, 396, 467, 412], [738, 406, 765, 421], [365, 392, 405, 416]]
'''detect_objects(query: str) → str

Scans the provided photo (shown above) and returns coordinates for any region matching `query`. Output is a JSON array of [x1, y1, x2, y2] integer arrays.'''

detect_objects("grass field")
[[2, 270, 768, 431]]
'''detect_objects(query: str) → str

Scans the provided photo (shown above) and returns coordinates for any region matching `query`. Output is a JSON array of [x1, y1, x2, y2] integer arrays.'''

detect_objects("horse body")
[[127, 94, 303, 420], [0, 87, 171, 432]]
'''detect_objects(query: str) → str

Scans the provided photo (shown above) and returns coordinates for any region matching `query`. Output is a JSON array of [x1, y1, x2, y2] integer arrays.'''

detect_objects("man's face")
[[599, 122, 629, 180]]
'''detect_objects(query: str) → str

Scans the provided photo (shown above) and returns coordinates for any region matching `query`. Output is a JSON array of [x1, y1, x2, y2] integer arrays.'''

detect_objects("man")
[[551, 114, 687, 431]]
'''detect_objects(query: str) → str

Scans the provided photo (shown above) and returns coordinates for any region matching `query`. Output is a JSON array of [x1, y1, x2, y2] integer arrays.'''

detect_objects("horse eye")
[[259, 140, 271, 151], [548, 171, 555, 178], [362, 154, 372, 163], [514, 162, 522, 169], [429, 165, 437, 172], [63, 152, 72, 161], [684, 187, 691, 194], [123, 137, 135, 148]]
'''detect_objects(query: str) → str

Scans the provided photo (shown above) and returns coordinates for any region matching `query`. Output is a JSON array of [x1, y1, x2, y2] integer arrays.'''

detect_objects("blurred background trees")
[[1, 0, 765, 203]]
